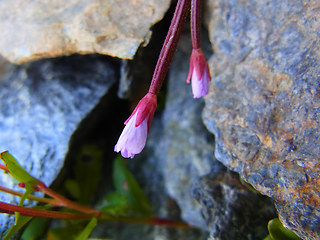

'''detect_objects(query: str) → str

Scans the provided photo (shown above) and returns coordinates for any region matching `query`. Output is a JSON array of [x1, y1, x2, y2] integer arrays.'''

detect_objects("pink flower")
[[186, 48, 211, 98], [114, 93, 157, 158]]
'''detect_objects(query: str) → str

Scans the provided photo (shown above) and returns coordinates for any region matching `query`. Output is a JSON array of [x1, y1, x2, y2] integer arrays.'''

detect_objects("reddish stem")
[[148, 0, 191, 95], [0, 185, 57, 205], [35, 182, 100, 216], [0, 163, 9, 172], [0, 201, 92, 219], [191, 0, 201, 49]]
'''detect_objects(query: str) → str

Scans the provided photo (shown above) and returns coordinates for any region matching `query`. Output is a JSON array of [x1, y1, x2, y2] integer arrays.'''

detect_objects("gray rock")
[[0, 54, 116, 234], [204, 0, 320, 239], [0, 0, 171, 63], [141, 30, 276, 239], [193, 170, 276, 240]]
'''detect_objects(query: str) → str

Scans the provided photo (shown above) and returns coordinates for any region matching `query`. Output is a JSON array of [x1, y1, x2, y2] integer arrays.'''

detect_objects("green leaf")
[[4, 205, 51, 240], [74, 145, 102, 205], [21, 218, 49, 240], [0, 151, 40, 224], [75, 217, 98, 240], [239, 177, 260, 194], [64, 179, 81, 200], [47, 225, 81, 240], [268, 218, 301, 240], [3, 215, 33, 240], [15, 186, 34, 224], [113, 156, 152, 216], [0, 151, 39, 186], [100, 192, 129, 215], [263, 235, 273, 240]]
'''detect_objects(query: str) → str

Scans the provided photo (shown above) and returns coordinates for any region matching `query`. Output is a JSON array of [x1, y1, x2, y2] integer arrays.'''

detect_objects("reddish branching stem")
[[35, 182, 100, 216], [0, 185, 56, 205], [190, 0, 201, 49], [0, 163, 9, 172], [0, 201, 91, 220], [148, 0, 191, 95]]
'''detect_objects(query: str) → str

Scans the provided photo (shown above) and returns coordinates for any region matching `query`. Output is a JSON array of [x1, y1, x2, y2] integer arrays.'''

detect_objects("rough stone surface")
[[0, 54, 116, 234], [203, 0, 320, 239], [0, 0, 171, 64], [136, 30, 276, 239], [193, 171, 276, 240], [93, 117, 208, 240]]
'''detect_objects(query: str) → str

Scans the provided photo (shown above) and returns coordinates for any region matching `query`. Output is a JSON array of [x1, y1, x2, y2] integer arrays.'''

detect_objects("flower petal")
[[114, 112, 148, 158]]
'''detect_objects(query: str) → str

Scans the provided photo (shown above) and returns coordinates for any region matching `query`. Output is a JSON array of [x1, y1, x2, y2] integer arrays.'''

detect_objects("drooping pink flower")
[[186, 48, 211, 98], [114, 93, 157, 158]]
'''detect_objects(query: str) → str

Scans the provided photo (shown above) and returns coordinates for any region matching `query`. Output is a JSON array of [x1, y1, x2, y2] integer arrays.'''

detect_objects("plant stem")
[[35, 182, 100, 215], [0, 185, 57, 205], [148, 0, 191, 95], [191, 0, 201, 49], [0, 201, 193, 228], [0, 163, 9, 172], [0, 201, 92, 219]]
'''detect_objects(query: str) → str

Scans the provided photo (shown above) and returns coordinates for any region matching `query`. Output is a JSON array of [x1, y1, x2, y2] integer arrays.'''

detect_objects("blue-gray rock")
[[0, 54, 116, 234], [203, 0, 320, 239], [142, 30, 276, 239]]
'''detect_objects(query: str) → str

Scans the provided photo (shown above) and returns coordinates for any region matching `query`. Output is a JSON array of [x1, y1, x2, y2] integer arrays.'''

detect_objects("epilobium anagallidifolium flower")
[[114, 93, 157, 158], [186, 48, 211, 98], [187, 0, 211, 98], [115, 0, 190, 158]]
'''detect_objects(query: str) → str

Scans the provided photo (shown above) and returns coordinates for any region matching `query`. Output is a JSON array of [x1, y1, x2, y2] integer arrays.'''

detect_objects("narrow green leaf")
[[268, 218, 301, 240], [15, 186, 34, 224], [4, 205, 51, 240], [263, 235, 273, 240], [100, 192, 129, 215], [75, 217, 98, 240], [47, 225, 80, 240], [0, 151, 41, 225], [113, 156, 152, 216], [21, 218, 49, 240], [0, 151, 39, 186], [4, 215, 32, 240], [74, 145, 102, 205]]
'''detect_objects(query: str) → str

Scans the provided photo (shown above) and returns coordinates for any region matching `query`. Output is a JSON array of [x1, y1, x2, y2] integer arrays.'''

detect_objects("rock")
[[0, 54, 116, 234], [93, 117, 208, 240], [137, 29, 276, 238], [203, 0, 320, 239], [0, 0, 171, 64], [193, 171, 276, 240]]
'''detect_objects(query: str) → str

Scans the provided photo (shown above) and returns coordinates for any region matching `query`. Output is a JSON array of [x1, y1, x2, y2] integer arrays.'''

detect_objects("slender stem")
[[148, 0, 191, 95], [0, 185, 57, 205], [190, 0, 201, 49], [35, 183, 100, 215], [97, 213, 193, 229], [0, 201, 92, 219], [0, 202, 193, 228], [0, 163, 9, 172]]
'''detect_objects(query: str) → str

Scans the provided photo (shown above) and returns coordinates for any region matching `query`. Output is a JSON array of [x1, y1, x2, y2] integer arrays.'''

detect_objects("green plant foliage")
[[67, 144, 102, 205], [75, 217, 98, 240], [21, 218, 49, 240], [3, 215, 33, 240], [0, 151, 40, 223], [0, 151, 39, 186], [111, 156, 152, 216], [4, 206, 50, 240], [47, 222, 87, 240], [239, 177, 260, 194], [100, 192, 129, 215], [266, 218, 301, 240]]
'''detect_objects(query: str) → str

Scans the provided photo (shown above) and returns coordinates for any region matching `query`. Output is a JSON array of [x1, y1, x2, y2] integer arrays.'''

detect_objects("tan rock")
[[0, 0, 171, 64]]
